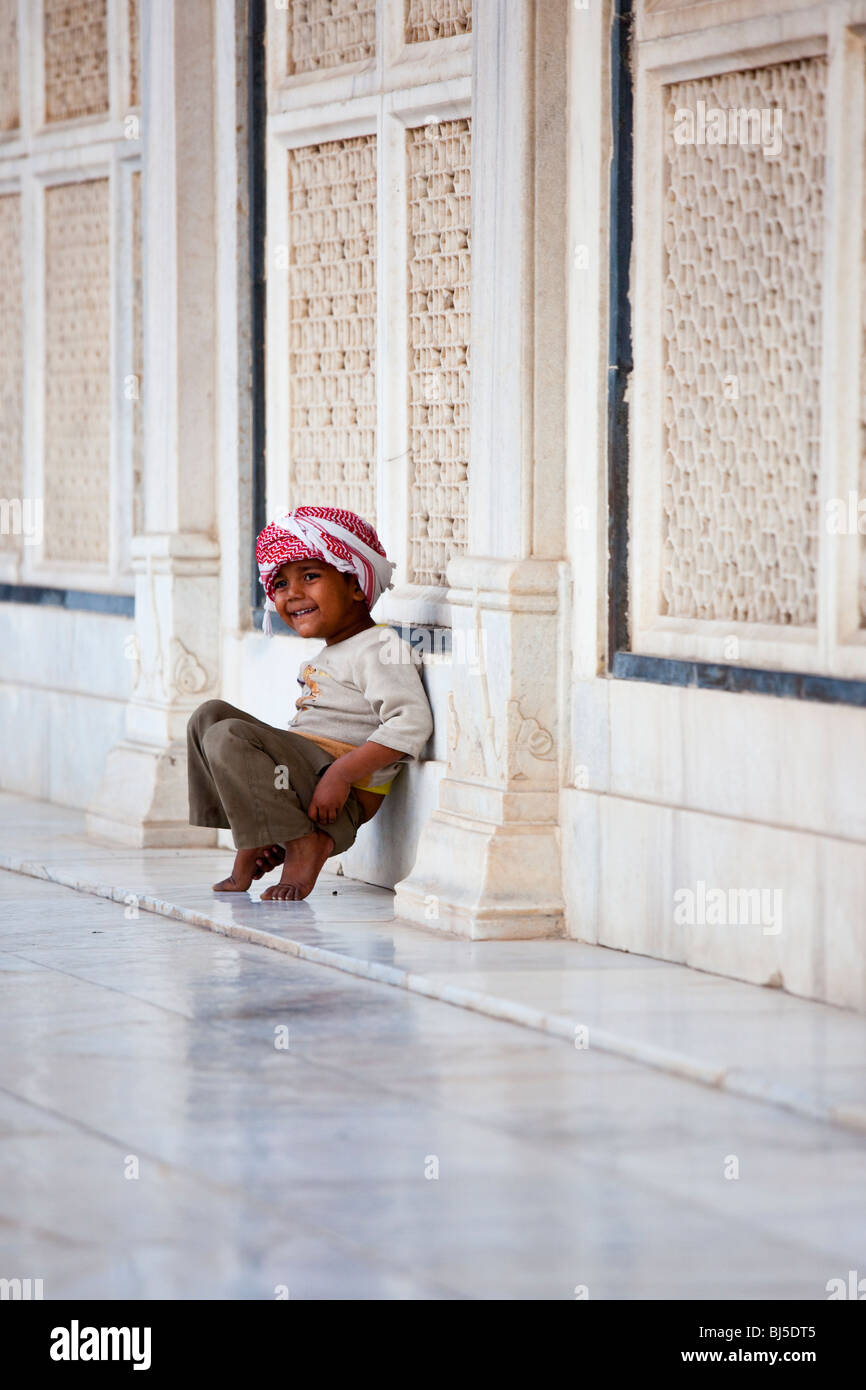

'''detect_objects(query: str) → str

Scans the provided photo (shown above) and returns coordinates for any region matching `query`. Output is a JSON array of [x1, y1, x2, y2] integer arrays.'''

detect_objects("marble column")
[[395, 0, 570, 936], [87, 0, 221, 846]]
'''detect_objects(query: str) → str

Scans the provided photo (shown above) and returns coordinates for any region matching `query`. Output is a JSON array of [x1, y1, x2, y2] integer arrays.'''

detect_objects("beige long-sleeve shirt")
[[288, 625, 434, 793]]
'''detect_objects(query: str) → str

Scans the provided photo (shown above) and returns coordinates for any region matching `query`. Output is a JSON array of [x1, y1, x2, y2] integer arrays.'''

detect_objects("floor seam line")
[[2, 853, 864, 1139]]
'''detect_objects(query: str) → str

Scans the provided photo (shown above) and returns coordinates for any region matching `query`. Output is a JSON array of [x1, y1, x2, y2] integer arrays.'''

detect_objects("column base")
[[86, 739, 217, 849], [394, 808, 564, 940]]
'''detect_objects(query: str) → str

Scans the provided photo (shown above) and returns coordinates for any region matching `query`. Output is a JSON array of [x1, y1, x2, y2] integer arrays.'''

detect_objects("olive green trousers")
[[187, 699, 363, 853]]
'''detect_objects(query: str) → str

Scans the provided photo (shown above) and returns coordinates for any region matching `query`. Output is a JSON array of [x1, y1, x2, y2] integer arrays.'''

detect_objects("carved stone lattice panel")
[[0, 0, 18, 131], [129, 0, 140, 108], [407, 120, 471, 587], [44, 180, 111, 565], [288, 138, 377, 520], [661, 59, 825, 626], [286, 0, 376, 76], [0, 195, 23, 551], [405, 0, 472, 44], [44, 0, 109, 123], [131, 170, 144, 537]]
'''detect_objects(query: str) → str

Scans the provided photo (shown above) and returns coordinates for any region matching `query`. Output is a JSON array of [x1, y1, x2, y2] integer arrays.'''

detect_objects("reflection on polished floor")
[[2, 792, 866, 1134], [2, 861, 866, 1299]]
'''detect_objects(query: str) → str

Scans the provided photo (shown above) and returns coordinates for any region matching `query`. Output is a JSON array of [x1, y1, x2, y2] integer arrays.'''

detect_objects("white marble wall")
[[1, 0, 862, 1014], [563, 677, 866, 1009], [558, 0, 866, 1010], [562, 783, 866, 1012], [0, 604, 133, 808]]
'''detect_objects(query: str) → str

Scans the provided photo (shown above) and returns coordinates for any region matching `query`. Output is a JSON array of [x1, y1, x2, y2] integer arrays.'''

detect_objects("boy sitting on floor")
[[187, 506, 433, 901]]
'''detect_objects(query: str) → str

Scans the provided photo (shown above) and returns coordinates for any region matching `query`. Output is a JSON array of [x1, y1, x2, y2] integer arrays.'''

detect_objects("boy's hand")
[[308, 767, 352, 826]]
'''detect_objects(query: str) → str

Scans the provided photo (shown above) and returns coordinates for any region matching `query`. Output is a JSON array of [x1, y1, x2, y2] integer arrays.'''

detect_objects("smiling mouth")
[[289, 607, 317, 618]]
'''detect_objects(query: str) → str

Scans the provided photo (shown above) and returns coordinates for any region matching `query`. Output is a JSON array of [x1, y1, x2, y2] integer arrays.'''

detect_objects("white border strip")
[[2, 850, 863, 1136]]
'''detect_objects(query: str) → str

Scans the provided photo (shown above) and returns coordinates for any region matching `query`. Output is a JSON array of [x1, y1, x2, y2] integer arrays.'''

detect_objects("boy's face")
[[271, 558, 369, 642]]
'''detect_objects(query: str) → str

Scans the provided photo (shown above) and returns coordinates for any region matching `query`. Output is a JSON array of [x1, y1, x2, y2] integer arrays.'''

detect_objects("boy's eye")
[[273, 578, 286, 589], [303, 571, 320, 582]]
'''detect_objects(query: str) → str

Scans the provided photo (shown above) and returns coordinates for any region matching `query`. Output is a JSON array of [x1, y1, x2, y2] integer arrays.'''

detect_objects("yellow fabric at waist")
[[291, 730, 356, 760], [290, 729, 393, 795]]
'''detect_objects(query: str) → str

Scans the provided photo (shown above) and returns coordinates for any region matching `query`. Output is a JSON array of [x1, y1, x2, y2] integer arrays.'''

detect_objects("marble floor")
[[2, 793, 866, 1136], [2, 866, 866, 1299]]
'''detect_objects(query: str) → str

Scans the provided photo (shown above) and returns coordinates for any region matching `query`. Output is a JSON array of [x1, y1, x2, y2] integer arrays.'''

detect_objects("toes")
[[251, 846, 286, 881], [257, 878, 315, 900], [260, 881, 304, 901]]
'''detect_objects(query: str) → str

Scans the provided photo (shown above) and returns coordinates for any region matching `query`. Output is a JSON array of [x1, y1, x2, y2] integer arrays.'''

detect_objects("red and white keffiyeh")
[[256, 506, 395, 635]]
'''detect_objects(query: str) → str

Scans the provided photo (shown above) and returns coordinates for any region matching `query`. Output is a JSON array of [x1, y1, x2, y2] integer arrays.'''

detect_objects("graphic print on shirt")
[[296, 664, 325, 712]]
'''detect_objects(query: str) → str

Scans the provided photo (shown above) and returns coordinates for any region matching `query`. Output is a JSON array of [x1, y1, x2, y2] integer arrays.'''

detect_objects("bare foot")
[[213, 846, 269, 892], [251, 844, 286, 880], [260, 828, 334, 901]]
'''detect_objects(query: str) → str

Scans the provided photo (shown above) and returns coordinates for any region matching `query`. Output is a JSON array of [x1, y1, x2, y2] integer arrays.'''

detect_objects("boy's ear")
[[343, 572, 367, 604]]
